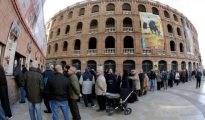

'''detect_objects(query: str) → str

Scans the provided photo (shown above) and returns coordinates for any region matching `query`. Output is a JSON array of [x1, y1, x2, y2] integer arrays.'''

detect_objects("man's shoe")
[[44, 110, 52, 113]]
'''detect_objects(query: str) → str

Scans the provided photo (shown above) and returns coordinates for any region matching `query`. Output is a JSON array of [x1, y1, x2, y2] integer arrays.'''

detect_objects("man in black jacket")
[[48, 64, 71, 120], [0, 64, 12, 119]]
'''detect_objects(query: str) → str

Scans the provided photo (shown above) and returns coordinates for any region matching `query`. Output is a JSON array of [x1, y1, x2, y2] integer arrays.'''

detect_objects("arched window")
[[68, 11, 73, 19], [106, 3, 115, 11], [49, 31, 53, 39], [74, 39, 81, 50], [88, 37, 97, 49], [92, 5, 99, 13], [181, 18, 184, 25], [171, 61, 178, 71], [164, 10, 170, 18], [105, 36, 115, 48], [158, 60, 167, 71], [173, 14, 178, 22], [123, 60, 135, 72], [170, 41, 176, 51], [57, 28, 61, 36], [181, 61, 186, 70], [152, 7, 159, 15], [167, 24, 173, 33], [65, 25, 70, 34], [123, 17, 132, 27], [76, 22, 83, 31], [72, 60, 81, 70], [124, 36, 134, 48], [59, 15, 63, 21], [106, 18, 115, 28], [54, 43, 58, 52], [63, 41, 68, 51], [138, 4, 146, 12], [104, 60, 116, 72], [180, 43, 184, 52], [79, 8, 85, 16], [47, 45, 51, 54], [87, 60, 97, 70], [177, 27, 181, 36], [142, 60, 153, 73], [122, 3, 131, 11], [90, 19, 98, 29]]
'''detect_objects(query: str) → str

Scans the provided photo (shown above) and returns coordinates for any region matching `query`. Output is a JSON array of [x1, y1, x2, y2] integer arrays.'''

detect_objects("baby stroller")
[[103, 89, 133, 116]]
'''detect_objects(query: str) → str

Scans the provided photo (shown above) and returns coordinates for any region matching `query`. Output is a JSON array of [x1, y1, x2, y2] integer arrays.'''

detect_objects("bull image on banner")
[[184, 21, 193, 55], [140, 12, 164, 50]]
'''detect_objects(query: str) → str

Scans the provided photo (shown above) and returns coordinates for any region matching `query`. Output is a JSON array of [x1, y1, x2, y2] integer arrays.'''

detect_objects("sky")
[[44, 0, 205, 67]]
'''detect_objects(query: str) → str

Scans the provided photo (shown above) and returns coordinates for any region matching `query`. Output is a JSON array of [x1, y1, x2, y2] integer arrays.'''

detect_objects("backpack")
[[162, 72, 168, 80]]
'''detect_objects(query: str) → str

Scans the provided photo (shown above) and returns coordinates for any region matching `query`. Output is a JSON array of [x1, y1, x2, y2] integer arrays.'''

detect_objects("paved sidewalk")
[[10, 79, 205, 120]]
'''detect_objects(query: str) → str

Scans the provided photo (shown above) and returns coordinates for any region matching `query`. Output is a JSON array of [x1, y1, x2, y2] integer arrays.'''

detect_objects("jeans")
[[50, 100, 69, 120], [20, 87, 26, 102], [150, 79, 155, 91], [0, 105, 8, 120], [28, 101, 42, 120]]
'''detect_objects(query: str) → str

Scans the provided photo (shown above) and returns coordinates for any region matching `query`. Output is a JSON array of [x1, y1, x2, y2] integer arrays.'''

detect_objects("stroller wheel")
[[108, 110, 114, 116], [124, 108, 132, 115]]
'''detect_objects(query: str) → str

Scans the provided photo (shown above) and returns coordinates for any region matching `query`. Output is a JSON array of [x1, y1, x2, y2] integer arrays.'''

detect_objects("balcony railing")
[[87, 49, 97, 55], [89, 29, 97, 33], [105, 27, 115, 32], [106, 11, 114, 15], [142, 49, 152, 55], [157, 50, 166, 56], [104, 48, 115, 54], [170, 51, 177, 56], [61, 51, 68, 56], [73, 50, 80, 55], [123, 27, 133, 32], [168, 33, 174, 37], [179, 52, 185, 57], [76, 30, 82, 34], [123, 48, 134, 54], [123, 11, 131, 15], [91, 12, 99, 17]]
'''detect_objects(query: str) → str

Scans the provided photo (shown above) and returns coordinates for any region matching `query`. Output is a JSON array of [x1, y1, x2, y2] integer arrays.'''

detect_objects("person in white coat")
[[79, 69, 95, 107], [95, 70, 107, 112]]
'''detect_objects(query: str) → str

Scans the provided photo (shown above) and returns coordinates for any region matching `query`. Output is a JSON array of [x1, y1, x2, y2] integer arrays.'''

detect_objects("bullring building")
[[46, 0, 201, 73]]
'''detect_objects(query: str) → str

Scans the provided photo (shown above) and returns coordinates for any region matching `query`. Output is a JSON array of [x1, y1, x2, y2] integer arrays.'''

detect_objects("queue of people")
[[0, 61, 203, 120]]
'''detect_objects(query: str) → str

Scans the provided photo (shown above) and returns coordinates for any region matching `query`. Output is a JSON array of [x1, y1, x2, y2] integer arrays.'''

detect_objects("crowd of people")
[[0, 61, 203, 120]]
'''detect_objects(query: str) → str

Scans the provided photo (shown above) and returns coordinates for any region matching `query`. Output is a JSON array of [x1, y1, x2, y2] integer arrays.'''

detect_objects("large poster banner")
[[15, 0, 46, 56], [3, 21, 20, 75], [184, 21, 193, 55], [139, 12, 164, 50]]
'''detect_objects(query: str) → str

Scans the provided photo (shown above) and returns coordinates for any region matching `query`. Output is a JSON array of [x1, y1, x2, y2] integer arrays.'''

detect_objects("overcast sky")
[[44, 0, 205, 67]]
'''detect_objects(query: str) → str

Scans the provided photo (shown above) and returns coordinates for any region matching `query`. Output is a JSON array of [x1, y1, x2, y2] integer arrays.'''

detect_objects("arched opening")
[[123, 17, 132, 27], [124, 36, 134, 48], [142, 60, 153, 73], [181, 61, 186, 70], [104, 60, 116, 72], [158, 60, 167, 71], [164, 10, 170, 18], [106, 18, 115, 28], [152, 7, 159, 15], [177, 27, 181, 36], [54, 43, 58, 52], [49, 31, 53, 39], [74, 39, 81, 50], [68, 11, 73, 19], [193, 62, 196, 69], [79, 8, 85, 16], [92, 5, 99, 13], [171, 61, 178, 71], [76, 22, 83, 31], [72, 60, 81, 70], [57, 28, 61, 36], [63, 41, 68, 51], [61, 61, 66, 69], [59, 15, 63, 21], [167, 24, 173, 33], [87, 60, 97, 70], [90, 19, 98, 29], [106, 3, 115, 11], [65, 25, 70, 34], [122, 3, 131, 11], [105, 36, 115, 48], [88, 37, 97, 49], [180, 43, 184, 52], [138, 4, 146, 12], [123, 60, 135, 72], [47, 45, 51, 54], [173, 14, 178, 22], [170, 41, 176, 51]]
